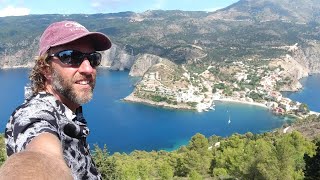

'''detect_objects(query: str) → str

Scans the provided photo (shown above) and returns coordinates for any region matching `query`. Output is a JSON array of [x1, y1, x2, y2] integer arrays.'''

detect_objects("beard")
[[51, 69, 95, 105]]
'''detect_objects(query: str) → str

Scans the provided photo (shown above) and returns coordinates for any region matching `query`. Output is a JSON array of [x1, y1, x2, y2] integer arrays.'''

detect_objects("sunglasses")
[[48, 50, 102, 68]]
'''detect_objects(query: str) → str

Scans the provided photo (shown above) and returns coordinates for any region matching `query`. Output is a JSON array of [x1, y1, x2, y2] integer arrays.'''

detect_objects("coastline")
[[123, 92, 270, 112], [214, 98, 269, 109], [123, 87, 320, 117], [123, 93, 195, 110]]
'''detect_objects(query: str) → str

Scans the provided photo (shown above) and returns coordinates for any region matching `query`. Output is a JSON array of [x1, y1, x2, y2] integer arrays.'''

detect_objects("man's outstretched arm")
[[0, 133, 73, 180]]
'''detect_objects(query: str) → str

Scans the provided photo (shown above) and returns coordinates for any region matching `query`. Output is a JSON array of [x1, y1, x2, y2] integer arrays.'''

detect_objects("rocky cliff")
[[293, 42, 320, 74], [0, 38, 38, 69], [129, 54, 169, 76], [269, 55, 309, 91], [100, 44, 135, 70]]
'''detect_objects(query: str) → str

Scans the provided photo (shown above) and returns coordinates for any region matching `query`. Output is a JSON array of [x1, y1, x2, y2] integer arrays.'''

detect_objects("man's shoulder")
[[11, 92, 61, 120], [5, 92, 64, 138], [5, 93, 63, 156]]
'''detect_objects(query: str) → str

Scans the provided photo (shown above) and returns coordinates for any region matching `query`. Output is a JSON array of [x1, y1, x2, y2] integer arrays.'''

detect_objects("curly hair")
[[29, 54, 51, 94]]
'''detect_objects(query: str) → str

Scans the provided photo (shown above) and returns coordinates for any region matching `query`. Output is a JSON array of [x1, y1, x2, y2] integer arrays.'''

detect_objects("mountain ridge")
[[0, 0, 319, 73], [211, 0, 320, 23]]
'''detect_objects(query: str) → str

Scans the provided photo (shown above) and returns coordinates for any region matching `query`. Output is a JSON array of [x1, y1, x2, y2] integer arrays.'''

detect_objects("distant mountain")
[[0, 0, 319, 72], [210, 0, 320, 23]]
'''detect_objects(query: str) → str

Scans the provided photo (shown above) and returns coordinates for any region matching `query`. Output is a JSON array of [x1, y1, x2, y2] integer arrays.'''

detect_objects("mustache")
[[74, 74, 95, 82]]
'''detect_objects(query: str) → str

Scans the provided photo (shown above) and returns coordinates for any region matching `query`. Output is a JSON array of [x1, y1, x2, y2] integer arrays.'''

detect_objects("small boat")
[[228, 116, 231, 124], [209, 104, 215, 110]]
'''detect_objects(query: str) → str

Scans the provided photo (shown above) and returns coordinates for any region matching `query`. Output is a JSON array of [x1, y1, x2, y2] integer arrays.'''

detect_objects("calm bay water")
[[1, 69, 318, 154], [282, 74, 320, 112]]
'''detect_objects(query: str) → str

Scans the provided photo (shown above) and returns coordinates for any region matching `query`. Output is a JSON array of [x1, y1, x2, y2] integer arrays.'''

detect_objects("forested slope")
[[1, 115, 320, 179]]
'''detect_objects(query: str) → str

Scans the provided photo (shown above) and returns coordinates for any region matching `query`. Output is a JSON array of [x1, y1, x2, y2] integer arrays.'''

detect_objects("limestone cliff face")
[[100, 44, 135, 70], [0, 38, 38, 69], [269, 53, 309, 91], [292, 41, 320, 74], [129, 54, 169, 77], [264, 42, 320, 91]]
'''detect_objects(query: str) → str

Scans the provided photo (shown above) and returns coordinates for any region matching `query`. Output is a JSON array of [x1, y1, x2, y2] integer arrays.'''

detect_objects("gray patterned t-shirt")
[[5, 92, 102, 179]]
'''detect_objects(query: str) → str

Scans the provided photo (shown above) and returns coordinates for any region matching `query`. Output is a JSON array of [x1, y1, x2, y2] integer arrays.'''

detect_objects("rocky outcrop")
[[292, 41, 320, 74], [129, 54, 169, 77], [265, 42, 320, 91], [269, 53, 309, 91], [0, 38, 38, 68], [100, 44, 135, 70]]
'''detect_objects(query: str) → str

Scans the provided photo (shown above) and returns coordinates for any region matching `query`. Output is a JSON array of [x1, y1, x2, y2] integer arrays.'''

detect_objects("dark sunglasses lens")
[[88, 53, 101, 67], [57, 50, 81, 66], [56, 50, 101, 67]]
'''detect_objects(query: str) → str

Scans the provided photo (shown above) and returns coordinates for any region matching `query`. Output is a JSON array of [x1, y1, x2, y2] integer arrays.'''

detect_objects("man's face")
[[48, 39, 97, 109], [51, 65, 95, 105]]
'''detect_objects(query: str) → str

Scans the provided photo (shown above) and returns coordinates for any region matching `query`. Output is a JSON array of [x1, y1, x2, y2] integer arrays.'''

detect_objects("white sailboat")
[[209, 103, 215, 110], [228, 115, 231, 124]]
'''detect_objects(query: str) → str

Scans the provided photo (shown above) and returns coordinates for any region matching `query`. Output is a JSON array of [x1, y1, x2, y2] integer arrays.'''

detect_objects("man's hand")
[[0, 133, 73, 180]]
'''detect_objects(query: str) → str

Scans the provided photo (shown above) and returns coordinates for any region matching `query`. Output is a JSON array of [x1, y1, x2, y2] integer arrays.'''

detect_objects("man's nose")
[[78, 59, 94, 74]]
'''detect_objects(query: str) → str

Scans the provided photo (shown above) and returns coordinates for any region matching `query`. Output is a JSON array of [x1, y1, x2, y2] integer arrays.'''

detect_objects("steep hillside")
[[210, 0, 320, 23], [0, 0, 319, 73]]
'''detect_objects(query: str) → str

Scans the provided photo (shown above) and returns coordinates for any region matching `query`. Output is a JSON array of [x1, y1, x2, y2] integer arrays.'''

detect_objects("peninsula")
[[124, 44, 317, 118]]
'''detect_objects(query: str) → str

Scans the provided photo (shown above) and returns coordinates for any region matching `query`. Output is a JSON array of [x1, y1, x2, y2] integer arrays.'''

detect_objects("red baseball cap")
[[39, 20, 112, 56]]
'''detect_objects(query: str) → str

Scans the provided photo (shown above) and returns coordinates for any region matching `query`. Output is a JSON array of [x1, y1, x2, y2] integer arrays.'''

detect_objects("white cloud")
[[90, 0, 126, 8], [0, 5, 30, 17], [204, 7, 223, 12], [152, 0, 166, 10], [90, 0, 129, 12], [91, 2, 101, 8]]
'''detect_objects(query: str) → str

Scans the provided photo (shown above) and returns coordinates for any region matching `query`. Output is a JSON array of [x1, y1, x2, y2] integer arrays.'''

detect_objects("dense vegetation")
[[92, 131, 320, 179], [88, 115, 320, 180], [1, 114, 320, 179]]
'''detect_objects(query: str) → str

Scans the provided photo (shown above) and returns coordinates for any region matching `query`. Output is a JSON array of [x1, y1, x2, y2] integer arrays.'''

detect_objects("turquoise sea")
[[0, 69, 319, 154]]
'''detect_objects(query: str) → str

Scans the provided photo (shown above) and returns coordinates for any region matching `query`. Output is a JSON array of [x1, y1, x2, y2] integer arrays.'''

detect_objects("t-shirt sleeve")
[[14, 120, 59, 152], [10, 108, 60, 153]]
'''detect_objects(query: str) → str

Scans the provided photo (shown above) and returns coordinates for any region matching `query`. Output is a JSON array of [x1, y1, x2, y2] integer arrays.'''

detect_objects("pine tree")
[[304, 141, 320, 180]]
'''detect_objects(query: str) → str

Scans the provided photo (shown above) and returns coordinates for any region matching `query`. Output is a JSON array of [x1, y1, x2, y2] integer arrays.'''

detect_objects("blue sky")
[[0, 0, 239, 17]]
